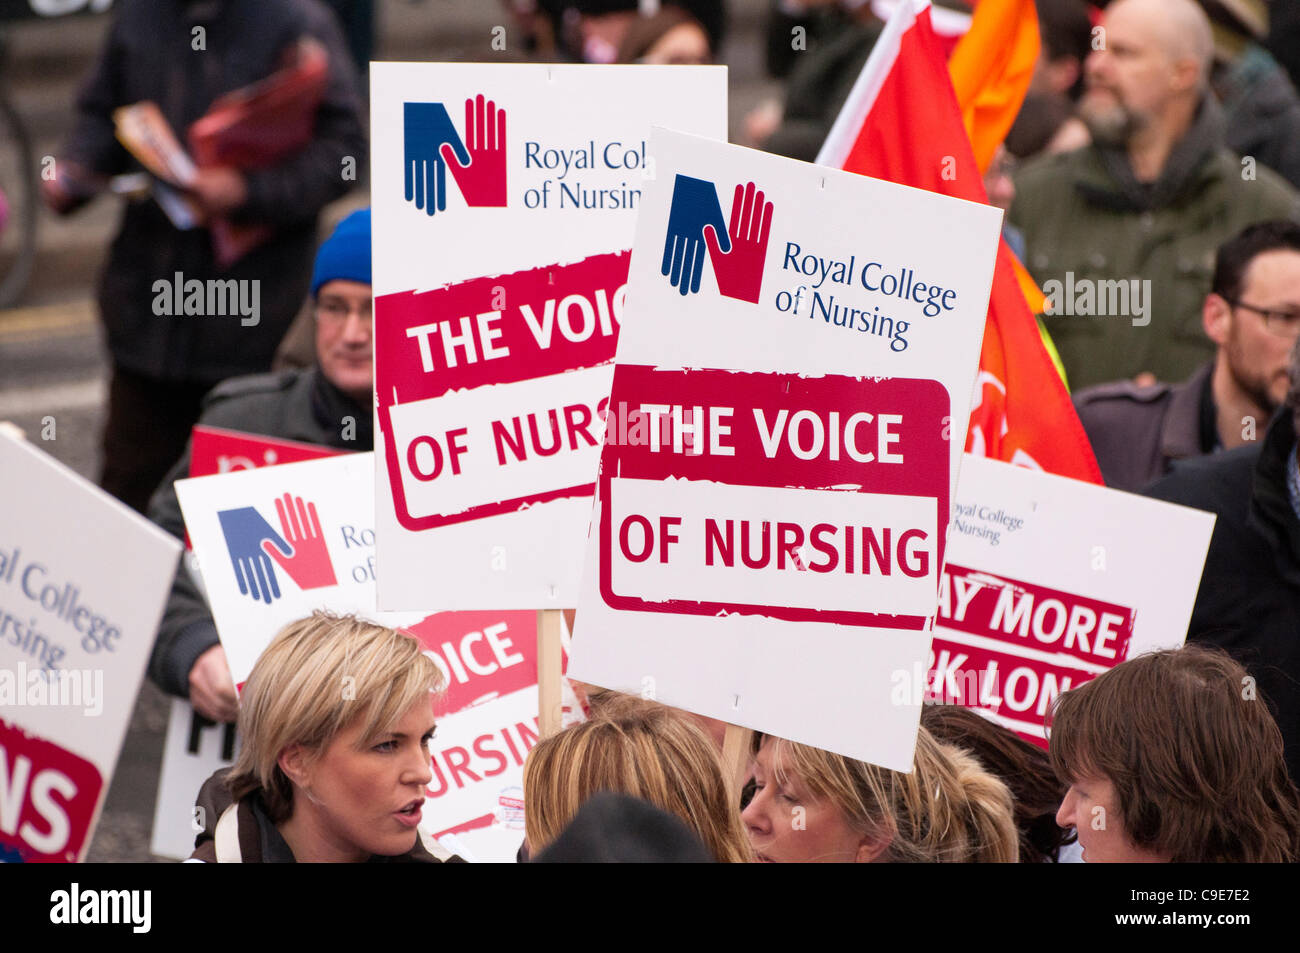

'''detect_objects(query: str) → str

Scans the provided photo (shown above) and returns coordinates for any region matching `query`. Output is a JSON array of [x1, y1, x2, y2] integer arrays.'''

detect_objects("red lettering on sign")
[[598, 365, 949, 628]]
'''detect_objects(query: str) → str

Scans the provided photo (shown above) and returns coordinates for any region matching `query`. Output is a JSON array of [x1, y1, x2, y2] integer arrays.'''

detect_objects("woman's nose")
[[741, 789, 771, 834], [1056, 788, 1078, 829], [407, 746, 433, 787]]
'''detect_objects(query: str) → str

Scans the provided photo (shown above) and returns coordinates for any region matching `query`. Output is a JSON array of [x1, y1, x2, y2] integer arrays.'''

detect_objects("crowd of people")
[[21, 0, 1300, 861], [185, 612, 1299, 862]]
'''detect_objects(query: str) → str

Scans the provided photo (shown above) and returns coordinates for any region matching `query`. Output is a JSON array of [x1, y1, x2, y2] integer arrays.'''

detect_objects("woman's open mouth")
[[393, 799, 424, 828]]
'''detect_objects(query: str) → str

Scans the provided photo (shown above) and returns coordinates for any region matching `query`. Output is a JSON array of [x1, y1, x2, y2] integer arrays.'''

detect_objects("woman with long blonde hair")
[[742, 726, 1019, 863]]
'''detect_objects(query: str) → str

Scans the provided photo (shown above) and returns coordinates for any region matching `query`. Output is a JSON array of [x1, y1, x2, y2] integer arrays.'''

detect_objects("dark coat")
[[146, 366, 370, 699], [1009, 98, 1299, 390], [763, 16, 882, 163], [1219, 45, 1300, 191], [1073, 361, 1215, 492], [1144, 411, 1300, 782], [61, 0, 366, 385], [190, 769, 464, 862]]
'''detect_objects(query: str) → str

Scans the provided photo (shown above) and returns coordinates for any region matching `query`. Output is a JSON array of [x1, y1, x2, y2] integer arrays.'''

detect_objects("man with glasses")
[[144, 210, 373, 722], [1075, 221, 1300, 491]]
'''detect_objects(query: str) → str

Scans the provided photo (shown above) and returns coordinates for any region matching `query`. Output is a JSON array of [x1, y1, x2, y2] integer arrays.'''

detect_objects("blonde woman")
[[190, 612, 461, 863], [742, 726, 1019, 863], [523, 695, 752, 862]]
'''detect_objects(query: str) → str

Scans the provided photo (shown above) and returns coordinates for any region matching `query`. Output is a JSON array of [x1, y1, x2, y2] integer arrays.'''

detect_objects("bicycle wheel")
[[0, 90, 37, 309]]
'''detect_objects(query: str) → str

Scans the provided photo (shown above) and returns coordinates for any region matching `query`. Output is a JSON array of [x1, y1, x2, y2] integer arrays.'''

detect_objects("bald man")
[[1009, 0, 1299, 390]]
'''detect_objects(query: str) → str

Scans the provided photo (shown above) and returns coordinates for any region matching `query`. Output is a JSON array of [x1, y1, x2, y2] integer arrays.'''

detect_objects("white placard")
[[0, 432, 180, 862], [568, 129, 1003, 770], [370, 63, 727, 611], [150, 699, 239, 861], [925, 454, 1216, 743], [175, 452, 580, 861]]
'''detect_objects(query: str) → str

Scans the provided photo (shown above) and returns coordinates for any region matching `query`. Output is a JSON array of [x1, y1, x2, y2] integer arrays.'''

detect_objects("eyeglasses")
[[316, 299, 373, 324], [1227, 299, 1300, 337]]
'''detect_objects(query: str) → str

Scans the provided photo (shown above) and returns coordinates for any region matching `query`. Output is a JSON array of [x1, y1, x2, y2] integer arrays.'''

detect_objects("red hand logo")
[[441, 94, 507, 208], [704, 181, 773, 304], [261, 493, 337, 590]]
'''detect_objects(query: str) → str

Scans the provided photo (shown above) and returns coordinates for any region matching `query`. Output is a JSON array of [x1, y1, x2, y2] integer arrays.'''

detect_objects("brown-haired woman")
[[523, 695, 752, 862], [922, 704, 1077, 862], [1049, 644, 1300, 862], [742, 726, 1019, 862]]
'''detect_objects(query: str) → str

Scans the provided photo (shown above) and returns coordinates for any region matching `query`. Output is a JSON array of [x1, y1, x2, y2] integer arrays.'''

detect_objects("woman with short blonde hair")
[[191, 612, 458, 863], [743, 726, 1019, 862], [523, 695, 752, 862]]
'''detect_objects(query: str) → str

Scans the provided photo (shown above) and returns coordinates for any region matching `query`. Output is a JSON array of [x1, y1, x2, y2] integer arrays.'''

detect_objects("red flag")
[[818, 0, 1101, 482]]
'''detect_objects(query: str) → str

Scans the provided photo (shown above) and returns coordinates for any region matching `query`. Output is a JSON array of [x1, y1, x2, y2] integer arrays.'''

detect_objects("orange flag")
[[949, 0, 1048, 317], [948, 0, 1040, 176], [818, 0, 1101, 482]]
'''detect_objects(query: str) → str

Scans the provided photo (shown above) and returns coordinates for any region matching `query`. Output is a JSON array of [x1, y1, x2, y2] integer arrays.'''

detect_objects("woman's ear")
[[854, 830, 893, 863], [277, 744, 312, 791]]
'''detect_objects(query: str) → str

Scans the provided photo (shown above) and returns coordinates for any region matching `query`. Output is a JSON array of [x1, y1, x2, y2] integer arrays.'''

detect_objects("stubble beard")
[[1227, 332, 1284, 418], [1078, 93, 1142, 148]]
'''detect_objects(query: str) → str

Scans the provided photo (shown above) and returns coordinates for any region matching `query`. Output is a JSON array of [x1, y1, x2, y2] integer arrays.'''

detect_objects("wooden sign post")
[[537, 608, 565, 738], [721, 723, 755, 803]]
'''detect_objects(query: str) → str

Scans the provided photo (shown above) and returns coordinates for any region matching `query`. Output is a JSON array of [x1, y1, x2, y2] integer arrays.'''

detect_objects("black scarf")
[[1080, 96, 1226, 213], [310, 367, 373, 451]]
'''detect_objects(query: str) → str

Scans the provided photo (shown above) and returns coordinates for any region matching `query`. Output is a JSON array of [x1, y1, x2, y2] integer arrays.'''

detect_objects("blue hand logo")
[[661, 175, 731, 296], [404, 102, 472, 216], [217, 507, 292, 605]]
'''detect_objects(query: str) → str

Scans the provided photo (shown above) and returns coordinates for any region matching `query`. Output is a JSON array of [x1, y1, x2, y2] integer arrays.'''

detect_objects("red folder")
[[112, 38, 331, 267]]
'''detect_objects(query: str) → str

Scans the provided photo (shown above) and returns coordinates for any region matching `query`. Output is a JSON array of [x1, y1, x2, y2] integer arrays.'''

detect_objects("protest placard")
[[370, 63, 727, 611], [189, 425, 347, 476], [152, 426, 340, 860], [568, 129, 1003, 770], [175, 452, 581, 861], [920, 454, 1215, 745], [150, 700, 239, 861], [0, 432, 179, 862]]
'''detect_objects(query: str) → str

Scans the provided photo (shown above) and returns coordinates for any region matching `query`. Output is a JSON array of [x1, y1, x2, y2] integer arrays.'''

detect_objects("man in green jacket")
[[1008, 0, 1299, 390]]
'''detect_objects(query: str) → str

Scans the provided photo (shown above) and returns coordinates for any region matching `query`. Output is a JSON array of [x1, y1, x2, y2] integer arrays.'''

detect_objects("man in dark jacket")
[[147, 209, 372, 722], [1144, 334, 1300, 783], [1009, 0, 1298, 391], [1075, 220, 1300, 491], [43, 0, 366, 514]]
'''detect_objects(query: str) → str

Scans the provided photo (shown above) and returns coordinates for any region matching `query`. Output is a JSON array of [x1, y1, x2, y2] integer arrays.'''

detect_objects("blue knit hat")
[[311, 208, 372, 297]]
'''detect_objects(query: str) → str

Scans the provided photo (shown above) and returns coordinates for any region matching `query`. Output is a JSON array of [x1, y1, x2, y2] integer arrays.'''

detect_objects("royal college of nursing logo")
[[216, 493, 337, 604], [660, 176, 773, 303], [402, 94, 508, 215]]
